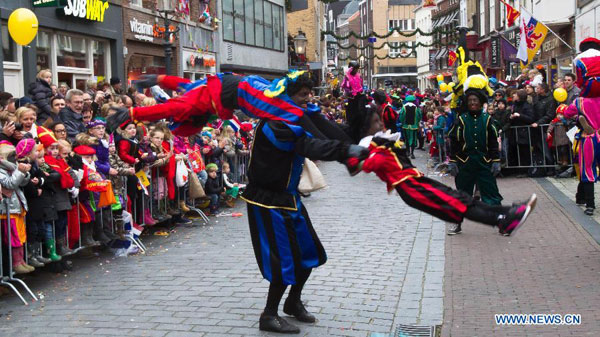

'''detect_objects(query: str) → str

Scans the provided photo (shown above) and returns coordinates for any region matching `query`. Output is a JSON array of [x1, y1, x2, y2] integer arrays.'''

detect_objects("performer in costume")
[[564, 38, 600, 216], [340, 61, 363, 97], [443, 31, 502, 235], [345, 95, 537, 236], [398, 95, 421, 159], [241, 72, 367, 333], [373, 90, 398, 133]]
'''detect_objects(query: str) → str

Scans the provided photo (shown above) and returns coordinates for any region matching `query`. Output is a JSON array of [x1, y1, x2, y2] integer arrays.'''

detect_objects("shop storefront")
[[124, 9, 179, 85], [179, 24, 216, 81], [534, 24, 576, 87], [0, 2, 123, 96]]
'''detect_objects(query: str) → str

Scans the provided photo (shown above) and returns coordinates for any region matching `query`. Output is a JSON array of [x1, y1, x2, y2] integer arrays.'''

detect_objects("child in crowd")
[[204, 163, 223, 215], [0, 141, 33, 274], [222, 162, 245, 208], [22, 138, 68, 267], [547, 104, 572, 169], [149, 127, 171, 222]]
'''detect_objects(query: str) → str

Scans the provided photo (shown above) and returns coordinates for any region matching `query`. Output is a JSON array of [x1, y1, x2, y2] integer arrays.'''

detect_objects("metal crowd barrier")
[[1, 199, 38, 305], [502, 123, 574, 169]]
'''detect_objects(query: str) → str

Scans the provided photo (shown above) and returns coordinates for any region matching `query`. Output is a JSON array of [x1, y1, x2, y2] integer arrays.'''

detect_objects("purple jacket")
[[91, 140, 110, 178]]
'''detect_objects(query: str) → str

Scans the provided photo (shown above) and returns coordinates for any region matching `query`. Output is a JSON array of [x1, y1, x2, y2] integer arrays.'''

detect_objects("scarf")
[[44, 154, 75, 189]]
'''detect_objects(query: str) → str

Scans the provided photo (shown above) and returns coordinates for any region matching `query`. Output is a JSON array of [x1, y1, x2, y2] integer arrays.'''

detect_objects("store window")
[[1, 23, 17, 63], [36, 31, 51, 71], [92, 40, 106, 82], [57, 34, 88, 68], [222, 0, 284, 51]]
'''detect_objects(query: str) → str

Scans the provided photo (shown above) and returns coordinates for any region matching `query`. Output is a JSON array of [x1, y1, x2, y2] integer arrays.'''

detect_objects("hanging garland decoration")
[[321, 27, 456, 41], [333, 40, 454, 51], [337, 53, 419, 61]]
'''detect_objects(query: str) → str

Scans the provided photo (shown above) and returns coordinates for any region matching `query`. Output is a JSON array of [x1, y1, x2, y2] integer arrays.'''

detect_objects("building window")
[[36, 31, 51, 71], [489, 0, 496, 32], [57, 34, 88, 68], [130, 0, 142, 7], [1, 23, 17, 63], [479, 0, 485, 36], [245, 0, 254, 45], [92, 39, 106, 81], [223, 0, 234, 41], [255, 0, 264, 47], [222, 0, 283, 51]]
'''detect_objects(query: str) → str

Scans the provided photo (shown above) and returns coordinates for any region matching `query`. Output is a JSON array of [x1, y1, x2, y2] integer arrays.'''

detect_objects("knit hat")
[[73, 145, 96, 156], [86, 117, 106, 129], [16, 138, 36, 159], [37, 126, 58, 148], [404, 95, 416, 102], [205, 163, 218, 172]]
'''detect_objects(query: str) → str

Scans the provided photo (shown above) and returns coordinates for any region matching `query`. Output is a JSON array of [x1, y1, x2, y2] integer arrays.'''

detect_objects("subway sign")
[[62, 0, 109, 22]]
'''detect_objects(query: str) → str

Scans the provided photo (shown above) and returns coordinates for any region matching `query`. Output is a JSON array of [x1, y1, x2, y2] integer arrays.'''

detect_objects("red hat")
[[73, 145, 96, 156], [580, 37, 600, 52], [556, 104, 568, 114], [37, 126, 58, 148]]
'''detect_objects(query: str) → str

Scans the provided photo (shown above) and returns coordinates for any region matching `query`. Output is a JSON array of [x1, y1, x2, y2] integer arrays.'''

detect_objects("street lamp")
[[293, 30, 308, 60]]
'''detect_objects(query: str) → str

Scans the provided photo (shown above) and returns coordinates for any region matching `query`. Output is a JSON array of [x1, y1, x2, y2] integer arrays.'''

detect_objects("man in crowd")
[[59, 89, 87, 141], [564, 73, 581, 106], [530, 83, 557, 172], [110, 77, 123, 96]]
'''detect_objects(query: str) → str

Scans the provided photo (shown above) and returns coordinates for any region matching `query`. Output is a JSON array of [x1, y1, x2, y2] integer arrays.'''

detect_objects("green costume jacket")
[[398, 103, 422, 130], [448, 110, 500, 164], [433, 115, 447, 145]]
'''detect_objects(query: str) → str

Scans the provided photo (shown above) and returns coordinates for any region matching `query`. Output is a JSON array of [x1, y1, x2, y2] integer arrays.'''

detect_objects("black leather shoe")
[[283, 300, 316, 323], [259, 314, 300, 333]]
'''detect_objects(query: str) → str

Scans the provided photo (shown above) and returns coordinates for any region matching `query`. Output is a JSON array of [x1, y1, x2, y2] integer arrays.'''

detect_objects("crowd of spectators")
[[0, 69, 252, 278]]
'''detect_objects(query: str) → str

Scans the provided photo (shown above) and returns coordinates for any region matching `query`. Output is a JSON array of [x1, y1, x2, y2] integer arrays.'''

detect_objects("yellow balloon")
[[439, 83, 448, 92], [448, 82, 456, 88], [8, 8, 38, 46], [553, 87, 568, 103], [436, 74, 445, 82]]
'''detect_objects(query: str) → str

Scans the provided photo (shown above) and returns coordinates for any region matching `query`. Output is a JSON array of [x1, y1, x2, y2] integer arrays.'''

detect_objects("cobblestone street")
[[0, 156, 445, 337]]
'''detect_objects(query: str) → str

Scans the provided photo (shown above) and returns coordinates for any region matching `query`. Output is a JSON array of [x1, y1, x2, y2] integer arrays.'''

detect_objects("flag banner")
[[448, 50, 458, 67], [500, 0, 520, 27], [422, 0, 436, 8], [517, 10, 548, 66]]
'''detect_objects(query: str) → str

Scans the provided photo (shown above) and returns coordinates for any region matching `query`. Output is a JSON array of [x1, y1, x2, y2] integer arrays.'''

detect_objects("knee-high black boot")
[[583, 182, 595, 215]]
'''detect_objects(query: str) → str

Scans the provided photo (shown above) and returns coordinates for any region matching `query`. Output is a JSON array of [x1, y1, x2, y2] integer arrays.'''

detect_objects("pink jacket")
[[341, 70, 363, 96]]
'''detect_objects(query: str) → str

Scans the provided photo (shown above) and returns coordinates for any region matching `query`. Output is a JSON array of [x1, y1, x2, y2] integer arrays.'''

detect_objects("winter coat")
[[28, 79, 53, 122], [548, 119, 570, 147], [533, 93, 558, 125], [23, 163, 61, 222], [509, 101, 536, 145], [204, 175, 222, 195], [59, 106, 86, 141], [0, 160, 30, 214]]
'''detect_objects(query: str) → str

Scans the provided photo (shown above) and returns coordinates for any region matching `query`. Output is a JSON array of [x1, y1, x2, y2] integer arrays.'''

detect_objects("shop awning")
[[432, 11, 459, 29], [435, 49, 448, 60], [501, 36, 519, 63]]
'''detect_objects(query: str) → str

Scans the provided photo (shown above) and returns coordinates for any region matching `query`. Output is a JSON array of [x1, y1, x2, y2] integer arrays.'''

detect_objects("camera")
[[104, 93, 111, 100], [14, 122, 23, 131]]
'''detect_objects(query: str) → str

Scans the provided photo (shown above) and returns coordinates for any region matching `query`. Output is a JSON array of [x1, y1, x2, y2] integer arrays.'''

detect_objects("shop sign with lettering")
[[33, 0, 59, 7], [490, 36, 501, 68], [62, 0, 109, 22], [130, 18, 154, 42]]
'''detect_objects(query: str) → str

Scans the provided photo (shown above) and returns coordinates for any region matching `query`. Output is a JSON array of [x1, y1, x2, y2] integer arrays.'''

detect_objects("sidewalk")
[[441, 175, 600, 336]]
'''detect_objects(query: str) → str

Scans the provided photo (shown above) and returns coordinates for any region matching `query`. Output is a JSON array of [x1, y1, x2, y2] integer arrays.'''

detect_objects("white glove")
[[68, 187, 79, 199]]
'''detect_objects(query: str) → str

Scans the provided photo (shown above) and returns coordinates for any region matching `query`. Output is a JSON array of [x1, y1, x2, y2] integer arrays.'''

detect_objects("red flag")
[[500, 0, 520, 27], [447, 50, 457, 67]]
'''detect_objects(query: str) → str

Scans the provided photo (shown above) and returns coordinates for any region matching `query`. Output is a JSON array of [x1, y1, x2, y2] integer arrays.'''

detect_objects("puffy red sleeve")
[[118, 140, 136, 165], [158, 75, 192, 91]]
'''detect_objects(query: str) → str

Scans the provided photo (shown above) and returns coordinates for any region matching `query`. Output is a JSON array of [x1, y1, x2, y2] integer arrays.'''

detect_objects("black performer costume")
[[345, 95, 537, 234]]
